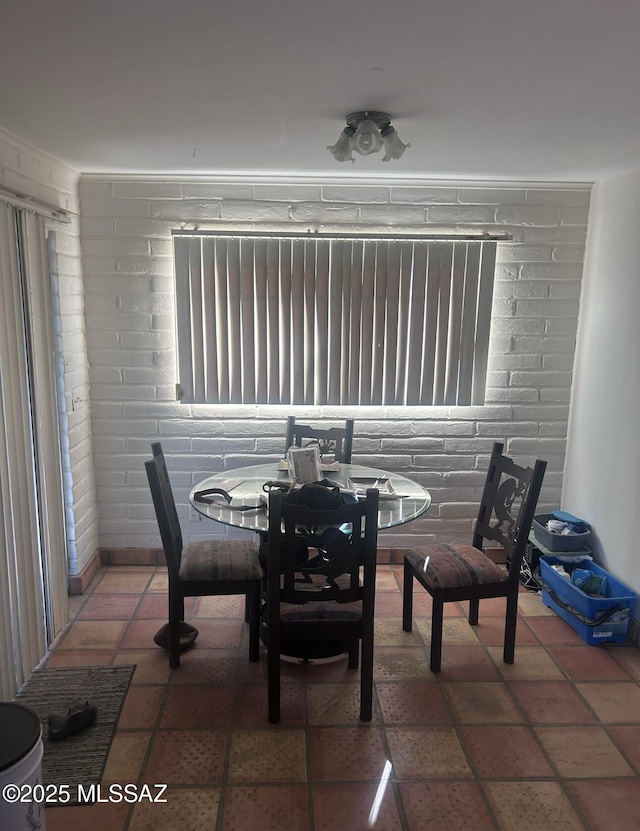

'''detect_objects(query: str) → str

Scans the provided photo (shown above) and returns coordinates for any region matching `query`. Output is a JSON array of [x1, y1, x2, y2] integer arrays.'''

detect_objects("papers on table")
[[345, 477, 399, 500]]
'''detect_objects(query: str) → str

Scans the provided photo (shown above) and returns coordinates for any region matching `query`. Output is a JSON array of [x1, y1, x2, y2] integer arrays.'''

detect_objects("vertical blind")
[[0, 204, 68, 698], [174, 235, 497, 407]]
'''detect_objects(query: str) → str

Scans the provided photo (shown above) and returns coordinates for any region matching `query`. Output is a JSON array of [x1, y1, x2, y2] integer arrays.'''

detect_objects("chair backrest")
[[285, 416, 354, 463], [473, 441, 547, 579], [145, 446, 183, 579], [266, 488, 379, 611]]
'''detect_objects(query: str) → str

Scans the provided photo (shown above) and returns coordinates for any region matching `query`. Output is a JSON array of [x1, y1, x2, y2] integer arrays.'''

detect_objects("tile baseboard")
[[100, 547, 164, 567], [67, 546, 404, 595], [91, 546, 505, 567], [67, 550, 101, 595], [97, 546, 399, 565], [67, 548, 164, 594]]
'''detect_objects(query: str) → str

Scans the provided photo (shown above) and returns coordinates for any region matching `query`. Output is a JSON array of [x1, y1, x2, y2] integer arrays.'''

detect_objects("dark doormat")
[[14, 664, 136, 803]]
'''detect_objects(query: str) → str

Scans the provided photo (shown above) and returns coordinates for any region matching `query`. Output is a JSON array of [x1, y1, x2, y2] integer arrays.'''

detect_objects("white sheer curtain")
[[175, 234, 497, 407]]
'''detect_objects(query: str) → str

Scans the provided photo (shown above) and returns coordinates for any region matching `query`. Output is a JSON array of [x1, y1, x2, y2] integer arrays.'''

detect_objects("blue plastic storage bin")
[[539, 555, 638, 645]]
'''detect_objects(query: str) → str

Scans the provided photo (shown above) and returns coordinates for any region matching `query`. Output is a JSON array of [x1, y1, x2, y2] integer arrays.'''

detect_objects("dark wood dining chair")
[[264, 487, 379, 723], [402, 441, 546, 672], [145, 442, 263, 668], [285, 416, 354, 463]]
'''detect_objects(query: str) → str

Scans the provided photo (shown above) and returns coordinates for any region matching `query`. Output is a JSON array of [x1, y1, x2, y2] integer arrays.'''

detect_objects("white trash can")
[[0, 702, 46, 831]]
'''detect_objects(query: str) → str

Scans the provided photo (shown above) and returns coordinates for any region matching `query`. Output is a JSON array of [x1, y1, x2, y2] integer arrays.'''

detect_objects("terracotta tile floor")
[[43, 565, 640, 831]]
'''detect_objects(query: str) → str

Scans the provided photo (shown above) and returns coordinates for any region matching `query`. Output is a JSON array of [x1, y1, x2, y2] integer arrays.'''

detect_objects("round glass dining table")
[[189, 462, 431, 532], [189, 461, 430, 660]]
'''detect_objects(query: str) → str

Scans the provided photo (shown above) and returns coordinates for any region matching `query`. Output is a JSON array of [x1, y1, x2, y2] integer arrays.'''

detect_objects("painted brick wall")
[[0, 130, 98, 574], [78, 177, 590, 555]]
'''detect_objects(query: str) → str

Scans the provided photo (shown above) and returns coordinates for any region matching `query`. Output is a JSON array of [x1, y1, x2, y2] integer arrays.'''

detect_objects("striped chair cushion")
[[405, 544, 508, 590], [179, 539, 262, 582]]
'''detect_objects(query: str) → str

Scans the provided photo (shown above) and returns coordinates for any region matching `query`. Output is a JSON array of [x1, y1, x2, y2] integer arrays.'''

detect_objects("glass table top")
[[189, 462, 431, 533]]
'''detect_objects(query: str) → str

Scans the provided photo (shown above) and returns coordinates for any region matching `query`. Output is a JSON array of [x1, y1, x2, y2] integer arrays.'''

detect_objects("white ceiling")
[[2, 0, 640, 182]]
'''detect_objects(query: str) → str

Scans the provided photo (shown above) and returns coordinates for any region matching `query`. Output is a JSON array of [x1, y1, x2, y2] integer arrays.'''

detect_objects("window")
[[173, 233, 498, 407]]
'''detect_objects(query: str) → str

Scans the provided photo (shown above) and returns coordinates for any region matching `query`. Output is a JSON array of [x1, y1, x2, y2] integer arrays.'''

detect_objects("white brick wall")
[[78, 178, 590, 552], [0, 130, 98, 574]]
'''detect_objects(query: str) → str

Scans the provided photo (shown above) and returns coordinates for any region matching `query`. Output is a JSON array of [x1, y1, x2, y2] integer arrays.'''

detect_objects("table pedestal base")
[[260, 622, 350, 661], [278, 639, 350, 661]]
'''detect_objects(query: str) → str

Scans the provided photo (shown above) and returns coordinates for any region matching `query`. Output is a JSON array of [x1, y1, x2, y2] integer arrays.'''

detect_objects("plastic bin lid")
[[552, 510, 590, 528], [0, 702, 42, 771]]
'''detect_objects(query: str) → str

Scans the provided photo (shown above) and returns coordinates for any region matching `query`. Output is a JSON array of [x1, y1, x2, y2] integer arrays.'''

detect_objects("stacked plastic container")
[[537, 512, 638, 645]]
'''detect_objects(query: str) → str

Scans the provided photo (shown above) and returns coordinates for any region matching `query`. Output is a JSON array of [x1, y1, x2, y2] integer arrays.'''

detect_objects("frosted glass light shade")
[[381, 127, 410, 161], [349, 119, 384, 155], [327, 130, 355, 163]]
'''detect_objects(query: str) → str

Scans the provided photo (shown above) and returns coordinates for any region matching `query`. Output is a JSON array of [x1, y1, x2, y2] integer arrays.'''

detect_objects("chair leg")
[[244, 593, 251, 623], [402, 559, 414, 632], [430, 597, 444, 673], [248, 582, 260, 662], [168, 588, 182, 670], [359, 632, 374, 722], [267, 641, 280, 724], [503, 590, 519, 664], [469, 597, 479, 626]]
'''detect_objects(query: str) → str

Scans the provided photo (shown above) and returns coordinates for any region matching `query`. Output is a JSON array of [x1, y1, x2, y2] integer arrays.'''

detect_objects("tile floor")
[[43, 565, 640, 831]]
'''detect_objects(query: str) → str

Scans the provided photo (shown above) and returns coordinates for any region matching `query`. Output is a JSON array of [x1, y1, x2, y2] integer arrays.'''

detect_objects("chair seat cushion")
[[405, 544, 508, 590], [179, 539, 262, 582]]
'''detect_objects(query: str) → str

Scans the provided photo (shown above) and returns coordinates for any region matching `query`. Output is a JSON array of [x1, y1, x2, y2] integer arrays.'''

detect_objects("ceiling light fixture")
[[327, 111, 409, 163]]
